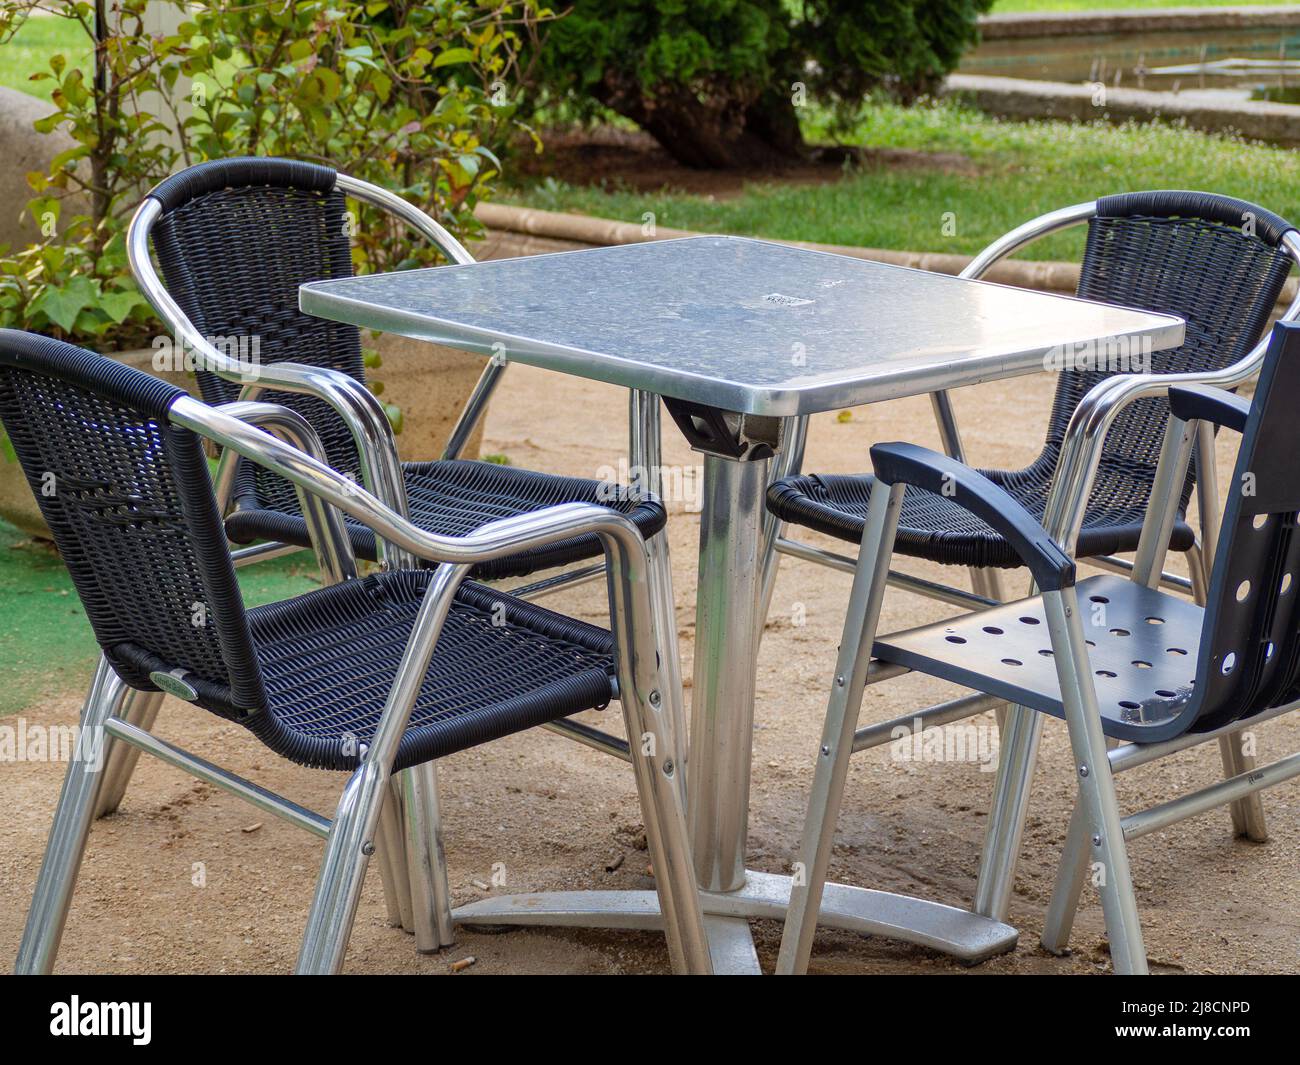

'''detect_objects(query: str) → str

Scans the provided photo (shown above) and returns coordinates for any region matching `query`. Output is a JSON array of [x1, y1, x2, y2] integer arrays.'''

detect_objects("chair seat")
[[226, 458, 668, 581], [768, 470, 1196, 570], [875, 575, 1204, 743], [242, 571, 616, 771]]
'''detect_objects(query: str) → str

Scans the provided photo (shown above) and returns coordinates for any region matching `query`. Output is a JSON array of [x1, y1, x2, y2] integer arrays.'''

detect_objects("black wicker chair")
[[779, 320, 1300, 975], [769, 191, 1299, 601], [122, 159, 688, 935], [127, 156, 666, 583], [4, 329, 709, 974]]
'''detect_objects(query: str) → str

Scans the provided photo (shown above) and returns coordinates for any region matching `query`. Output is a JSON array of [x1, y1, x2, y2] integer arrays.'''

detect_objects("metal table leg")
[[452, 874, 1016, 966], [688, 453, 766, 895], [455, 442, 1018, 971]]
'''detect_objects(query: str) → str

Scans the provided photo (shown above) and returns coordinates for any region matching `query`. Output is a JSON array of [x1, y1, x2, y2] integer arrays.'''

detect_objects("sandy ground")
[[2, 363, 1298, 975]]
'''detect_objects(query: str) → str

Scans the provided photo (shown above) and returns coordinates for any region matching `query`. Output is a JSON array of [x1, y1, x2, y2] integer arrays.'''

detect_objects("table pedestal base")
[[451, 870, 1019, 974]]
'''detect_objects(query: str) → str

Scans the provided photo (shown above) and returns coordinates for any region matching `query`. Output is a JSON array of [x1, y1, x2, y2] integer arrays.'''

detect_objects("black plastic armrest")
[[869, 442, 1076, 592], [1167, 384, 1251, 436]]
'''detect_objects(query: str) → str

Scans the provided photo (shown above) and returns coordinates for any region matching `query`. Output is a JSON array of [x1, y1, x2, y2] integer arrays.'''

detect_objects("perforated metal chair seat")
[[875, 575, 1205, 743], [243, 571, 616, 772], [768, 468, 1197, 570], [225, 458, 667, 581]]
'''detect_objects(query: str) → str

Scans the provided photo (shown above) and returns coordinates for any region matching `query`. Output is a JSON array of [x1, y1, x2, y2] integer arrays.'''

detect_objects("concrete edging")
[[475, 201, 1083, 292], [944, 72, 1300, 147], [979, 5, 1300, 40], [475, 200, 1297, 310]]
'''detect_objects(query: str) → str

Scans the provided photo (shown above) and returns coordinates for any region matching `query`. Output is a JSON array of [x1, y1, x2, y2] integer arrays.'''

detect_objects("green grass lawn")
[[0, 516, 319, 717], [0, 12, 89, 101], [992, 0, 1288, 11], [509, 100, 1300, 262]]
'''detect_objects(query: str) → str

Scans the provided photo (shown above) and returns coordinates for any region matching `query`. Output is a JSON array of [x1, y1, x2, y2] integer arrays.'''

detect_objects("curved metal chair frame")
[[7, 333, 708, 974], [121, 162, 686, 941]]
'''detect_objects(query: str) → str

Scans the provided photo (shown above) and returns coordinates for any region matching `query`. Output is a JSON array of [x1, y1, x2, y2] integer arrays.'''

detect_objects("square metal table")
[[301, 236, 1185, 973]]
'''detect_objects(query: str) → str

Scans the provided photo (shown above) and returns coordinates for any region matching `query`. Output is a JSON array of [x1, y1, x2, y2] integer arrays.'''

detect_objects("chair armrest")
[[1167, 384, 1251, 435], [1044, 343, 1264, 549], [870, 442, 1076, 591], [170, 394, 655, 572], [242, 359, 409, 509], [127, 195, 410, 524]]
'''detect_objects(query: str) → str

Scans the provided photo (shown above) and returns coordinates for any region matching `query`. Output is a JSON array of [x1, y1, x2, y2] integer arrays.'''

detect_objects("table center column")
[[688, 451, 769, 893]]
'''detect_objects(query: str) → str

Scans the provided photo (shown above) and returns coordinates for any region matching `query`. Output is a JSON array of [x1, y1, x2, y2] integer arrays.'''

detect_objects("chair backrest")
[[1189, 321, 1300, 732], [1042, 191, 1296, 508], [145, 157, 365, 514], [0, 329, 268, 718]]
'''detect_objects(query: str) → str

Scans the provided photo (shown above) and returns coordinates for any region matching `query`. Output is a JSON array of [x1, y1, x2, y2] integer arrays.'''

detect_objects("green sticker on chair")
[[149, 668, 199, 702]]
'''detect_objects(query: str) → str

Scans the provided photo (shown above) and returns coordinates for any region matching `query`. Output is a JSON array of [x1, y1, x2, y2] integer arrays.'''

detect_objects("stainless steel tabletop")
[[300, 235, 1185, 417]]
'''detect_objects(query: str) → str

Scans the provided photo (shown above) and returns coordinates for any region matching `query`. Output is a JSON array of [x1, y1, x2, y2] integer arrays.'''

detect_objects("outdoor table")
[[300, 235, 1185, 973]]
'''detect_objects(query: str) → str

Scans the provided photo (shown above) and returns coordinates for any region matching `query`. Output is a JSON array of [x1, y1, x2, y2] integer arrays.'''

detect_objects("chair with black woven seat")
[[127, 156, 666, 585], [769, 191, 1300, 607], [4, 329, 709, 975], [766, 191, 1300, 905], [778, 321, 1300, 974], [120, 157, 685, 940]]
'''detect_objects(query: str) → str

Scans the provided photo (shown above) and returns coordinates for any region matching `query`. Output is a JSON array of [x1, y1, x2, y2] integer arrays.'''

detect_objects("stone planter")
[[0, 455, 44, 539], [0, 86, 82, 252], [0, 347, 191, 539], [370, 332, 487, 462]]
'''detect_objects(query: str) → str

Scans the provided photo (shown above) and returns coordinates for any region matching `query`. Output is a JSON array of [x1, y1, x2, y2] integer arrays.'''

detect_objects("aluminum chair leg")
[[647, 532, 689, 804], [1185, 543, 1208, 603], [1218, 733, 1268, 841], [401, 761, 456, 952], [631, 388, 689, 792], [1040, 795, 1090, 954], [1042, 591, 1148, 973], [973, 705, 1043, 921], [93, 687, 163, 818], [376, 777, 414, 929], [297, 764, 388, 974], [15, 657, 129, 974], [1184, 544, 1268, 842], [777, 481, 904, 975], [298, 564, 467, 974], [621, 683, 712, 973]]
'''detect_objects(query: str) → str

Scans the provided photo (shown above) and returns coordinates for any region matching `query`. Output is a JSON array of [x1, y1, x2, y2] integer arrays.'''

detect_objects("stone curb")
[[474, 201, 1297, 309], [979, 5, 1300, 40]]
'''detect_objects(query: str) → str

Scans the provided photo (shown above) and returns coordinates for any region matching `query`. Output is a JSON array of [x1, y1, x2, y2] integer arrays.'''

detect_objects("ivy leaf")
[[31, 274, 97, 333], [97, 290, 145, 324]]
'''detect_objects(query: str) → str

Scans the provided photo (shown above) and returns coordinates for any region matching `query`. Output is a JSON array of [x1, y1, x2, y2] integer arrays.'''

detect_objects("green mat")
[[0, 517, 320, 718]]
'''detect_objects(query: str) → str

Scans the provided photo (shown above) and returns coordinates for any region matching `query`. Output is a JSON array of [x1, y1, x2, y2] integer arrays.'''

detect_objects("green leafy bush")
[[532, 0, 994, 168], [0, 0, 547, 351], [0, 1, 190, 348], [0, 0, 546, 452]]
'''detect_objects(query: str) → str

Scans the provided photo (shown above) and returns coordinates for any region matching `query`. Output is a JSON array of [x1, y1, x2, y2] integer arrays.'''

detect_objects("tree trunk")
[[594, 75, 807, 170]]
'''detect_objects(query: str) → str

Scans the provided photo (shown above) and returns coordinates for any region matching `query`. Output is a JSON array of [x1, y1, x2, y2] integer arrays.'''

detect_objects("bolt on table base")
[[452, 871, 1018, 973]]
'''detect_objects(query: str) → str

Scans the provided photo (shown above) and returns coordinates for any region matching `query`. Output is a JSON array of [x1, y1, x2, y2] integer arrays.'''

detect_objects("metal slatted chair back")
[[0, 329, 267, 718], [146, 157, 364, 515], [1191, 323, 1300, 731], [1027, 191, 1295, 506]]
